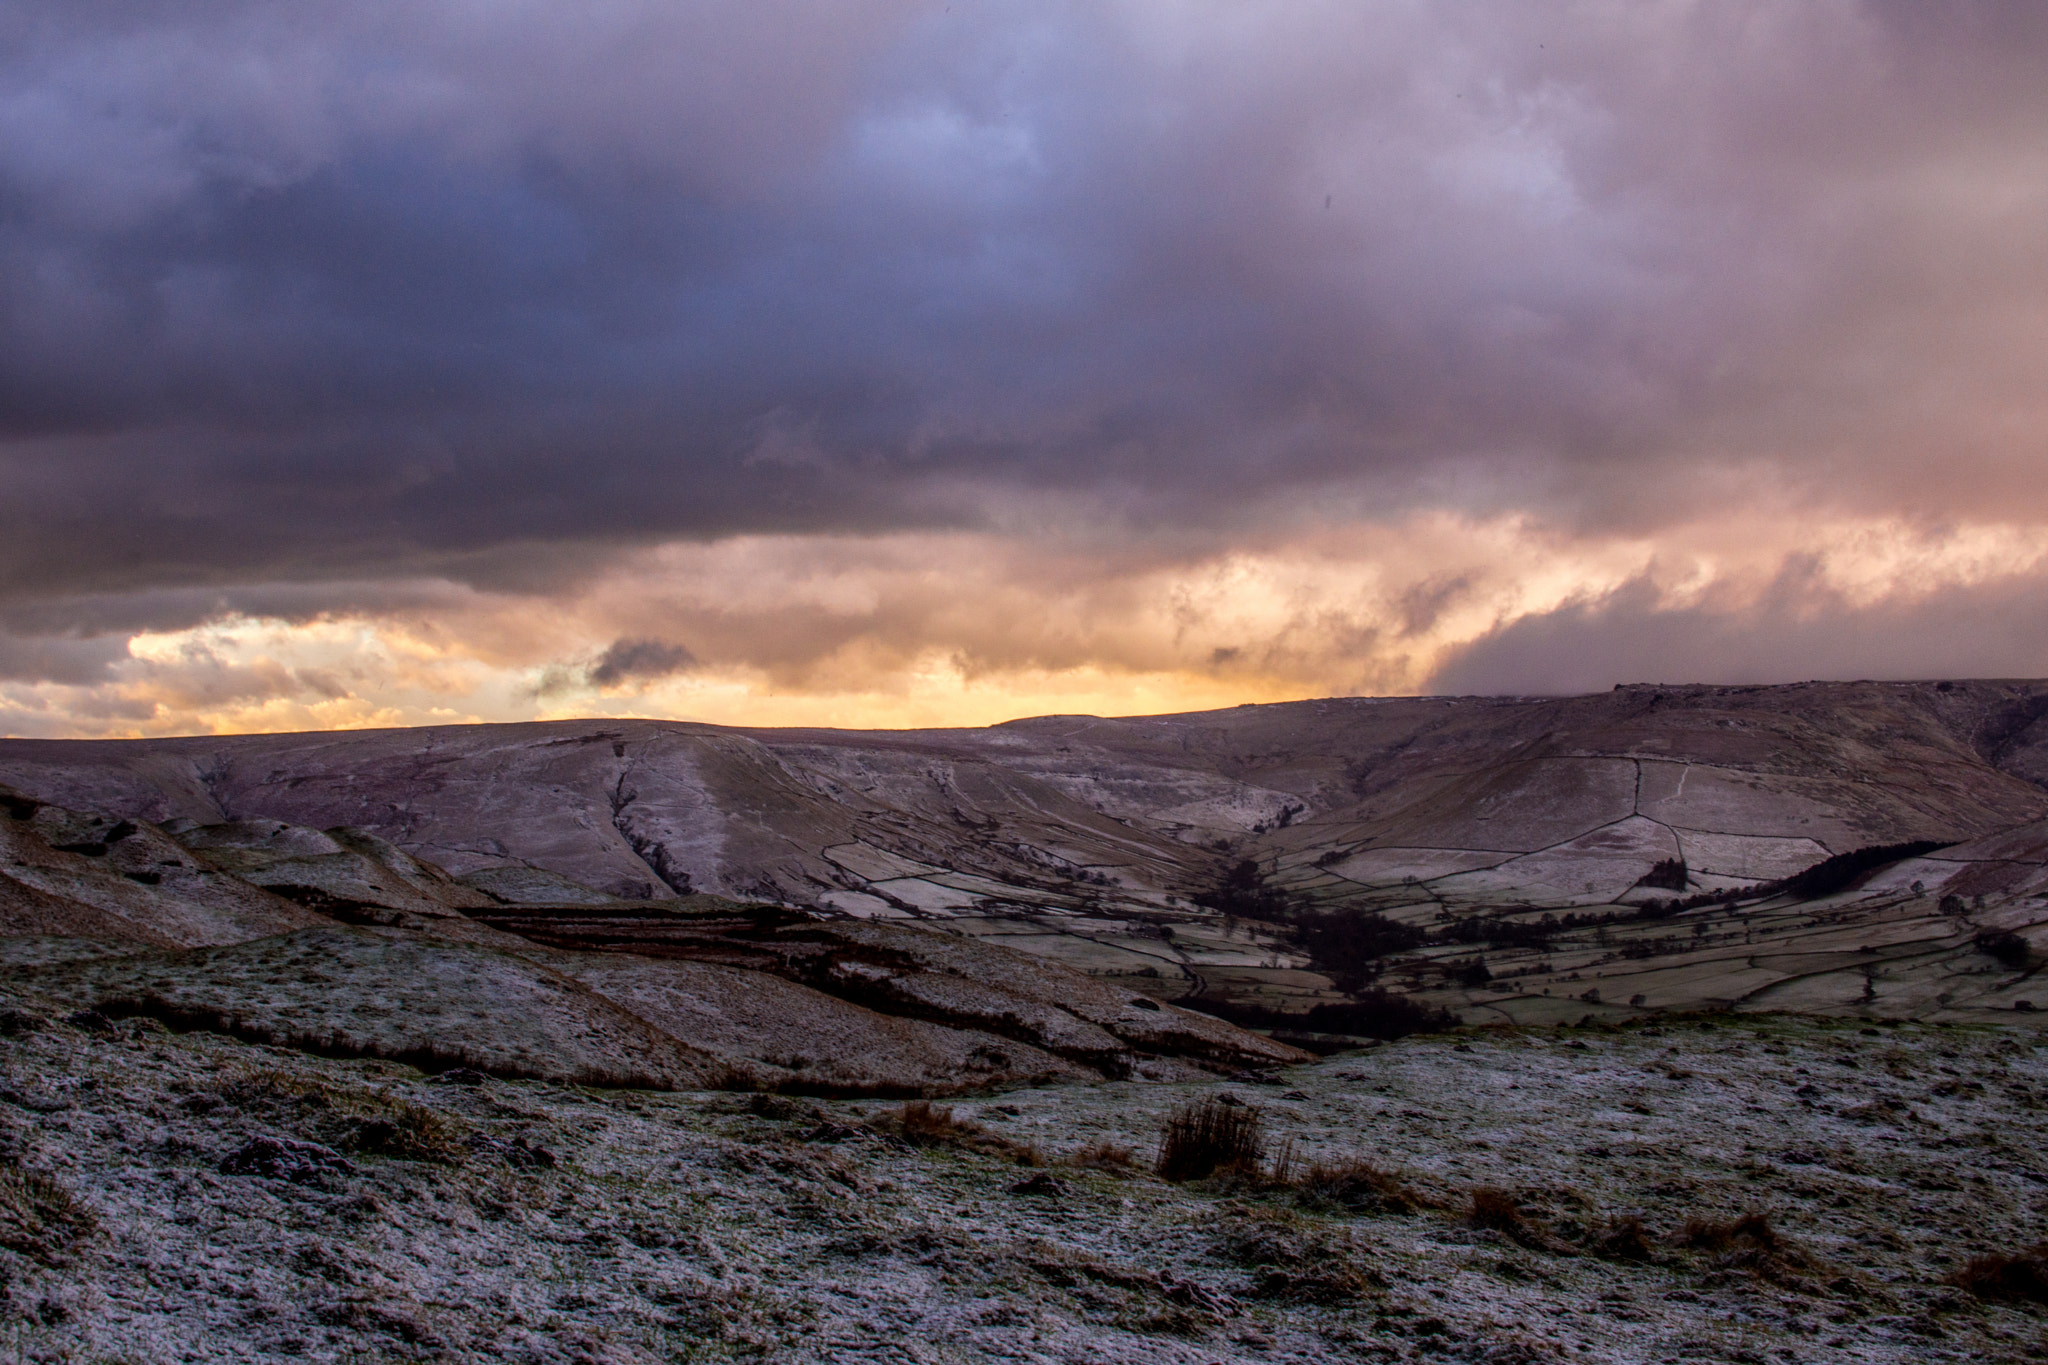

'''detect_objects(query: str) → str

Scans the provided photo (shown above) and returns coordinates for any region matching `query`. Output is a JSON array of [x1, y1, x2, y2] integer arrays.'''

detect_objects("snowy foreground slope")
[[1, 1003, 2043, 1363]]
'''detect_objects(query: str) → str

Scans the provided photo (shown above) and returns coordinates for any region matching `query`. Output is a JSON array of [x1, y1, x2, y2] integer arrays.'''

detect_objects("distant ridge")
[[6, 679, 2048, 1025]]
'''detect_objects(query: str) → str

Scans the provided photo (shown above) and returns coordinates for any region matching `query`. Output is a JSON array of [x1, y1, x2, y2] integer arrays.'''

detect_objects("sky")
[[3, 1, 2047, 737]]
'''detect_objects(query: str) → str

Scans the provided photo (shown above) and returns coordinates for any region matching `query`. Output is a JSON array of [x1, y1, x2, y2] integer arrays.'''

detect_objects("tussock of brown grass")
[[1590, 1214, 1656, 1261], [1062, 1138, 1137, 1172], [1290, 1157, 1428, 1215], [1217, 1209, 1381, 1302], [1469, 1186, 1525, 1233], [1677, 1211, 1780, 1253], [0, 1161, 95, 1264], [1464, 1185, 1584, 1255], [899, 1099, 977, 1142], [1953, 1244, 2048, 1302], [885, 1101, 1041, 1163], [348, 1105, 466, 1163], [1673, 1211, 1824, 1285], [1156, 1096, 1264, 1181], [213, 1068, 467, 1164], [1023, 1246, 1234, 1335]]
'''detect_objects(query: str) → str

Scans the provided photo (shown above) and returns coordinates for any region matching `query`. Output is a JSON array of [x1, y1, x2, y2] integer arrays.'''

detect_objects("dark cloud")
[[587, 638, 698, 688], [1429, 568, 2048, 697], [0, 632, 130, 685], [0, 1, 2044, 636]]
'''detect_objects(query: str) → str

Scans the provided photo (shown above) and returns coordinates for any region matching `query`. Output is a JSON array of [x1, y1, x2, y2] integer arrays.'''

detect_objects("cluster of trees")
[[1637, 857, 1689, 891], [1186, 991, 1457, 1045], [1191, 859, 1301, 920], [1977, 929, 2031, 971], [1633, 840, 1952, 915]]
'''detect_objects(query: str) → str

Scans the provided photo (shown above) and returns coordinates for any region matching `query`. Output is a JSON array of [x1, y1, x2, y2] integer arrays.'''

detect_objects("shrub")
[[1625, 842, 1950, 919], [1953, 1244, 2048, 1302], [1773, 842, 1950, 901], [1437, 917, 1553, 952], [1186, 991, 1457, 1042], [1301, 991, 1459, 1039], [1156, 1097, 1265, 1181], [1449, 957, 1493, 987], [1193, 860, 1298, 920]]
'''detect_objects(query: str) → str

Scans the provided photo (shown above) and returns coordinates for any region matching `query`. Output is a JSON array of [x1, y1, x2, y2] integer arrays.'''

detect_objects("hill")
[[4, 679, 2048, 1028]]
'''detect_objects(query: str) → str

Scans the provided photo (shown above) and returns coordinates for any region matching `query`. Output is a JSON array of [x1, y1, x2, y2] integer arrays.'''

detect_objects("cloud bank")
[[2, 2, 2045, 734]]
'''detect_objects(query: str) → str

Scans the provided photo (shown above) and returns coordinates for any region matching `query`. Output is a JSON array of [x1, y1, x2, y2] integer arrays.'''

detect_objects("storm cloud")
[[587, 638, 698, 688], [2, 2, 2046, 732]]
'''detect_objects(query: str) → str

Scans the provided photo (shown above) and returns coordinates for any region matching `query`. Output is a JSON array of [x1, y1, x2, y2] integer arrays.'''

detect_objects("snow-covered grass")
[[2, 1004, 2045, 1362]]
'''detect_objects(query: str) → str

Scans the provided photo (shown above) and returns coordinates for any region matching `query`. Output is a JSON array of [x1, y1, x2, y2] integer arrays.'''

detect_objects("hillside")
[[4, 680, 2048, 1028]]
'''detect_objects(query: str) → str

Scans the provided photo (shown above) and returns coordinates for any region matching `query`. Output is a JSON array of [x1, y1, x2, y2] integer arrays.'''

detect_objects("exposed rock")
[[219, 1135, 357, 1184], [0, 786, 327, 947], [167, 819, 502, 926]]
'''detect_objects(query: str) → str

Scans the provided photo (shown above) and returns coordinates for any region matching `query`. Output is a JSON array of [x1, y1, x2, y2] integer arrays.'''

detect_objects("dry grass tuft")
[[0, 1161, 95, 1264], [1673, 1211, 1824, 1285], [347, 1104, 466, 1163], [1290, 1157, 1428, 1215], [1062, 1138, 1137, 1172], [1469, 1185, 1526, 1234], [1464, 1185, 1587, 1255], [1953, 1244, 2048, 1302], [1156, 1096, 1264, 1182], [1217, 1209, 1382, 1302], [1590, 1214, 1656, 1262], [212, 1068, 467, 1164], [1677, 1211, 1780, 1254], [899, 1100, 977, 1144], [884, 1101, 1040, 1163]]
